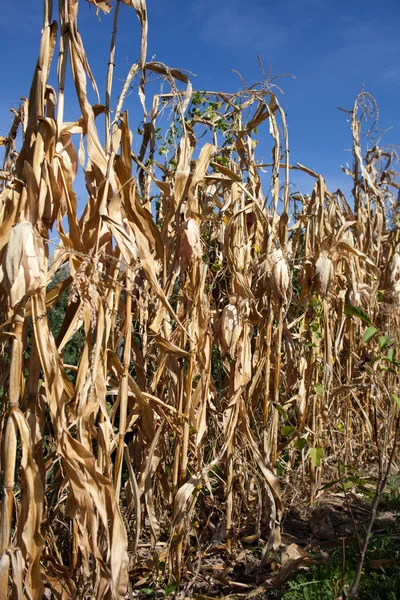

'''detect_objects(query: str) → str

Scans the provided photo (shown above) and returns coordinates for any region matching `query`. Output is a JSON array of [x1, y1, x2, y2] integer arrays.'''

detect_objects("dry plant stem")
[[341, 475, 362, 553], [345, 318, 353, 470], [114, 62, 141, 124], [0, 307, 24, 595], [171, 369, 183, 583], [172, 440, 180, 496], [180, 354, 193, 486], [175, 352, 194, 584], [105, 0, 120, 152], [310, 416, 316, 502], [44, 0, 52, 27], [97, 409, 105, 473], [123, 446, 141, 557], [310, 323, 322, 502], [348, 416, 400, 599], [0, 433, 12, 579], [263, 300, 273, 458], [56, 0, 69, 129], [321, 297, 332, 464], [226, 364, 236, 554], [71, 520, 79, 569], [226, 435, 234, 554], [25, 336, 46, 502], [114, 275, 133, 497], [272, 302, 284, 465]]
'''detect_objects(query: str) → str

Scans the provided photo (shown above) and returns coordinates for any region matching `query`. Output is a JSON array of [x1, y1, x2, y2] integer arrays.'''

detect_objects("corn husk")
[[181, 218, 202, 260], [2, 222, 45, 307], [315, 252, 334, 297], [391, 252, 400, 296], [271, 248, 289, 300]]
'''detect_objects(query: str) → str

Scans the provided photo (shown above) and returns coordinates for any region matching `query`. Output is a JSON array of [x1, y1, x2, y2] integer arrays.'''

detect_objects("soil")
[[129, 491, 400, 599]]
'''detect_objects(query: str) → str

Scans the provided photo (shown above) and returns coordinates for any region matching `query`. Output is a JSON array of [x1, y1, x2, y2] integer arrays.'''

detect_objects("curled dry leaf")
[[55, 132, 78, 181], [86, 0, 113, 13], [172, 475, 201, 529]]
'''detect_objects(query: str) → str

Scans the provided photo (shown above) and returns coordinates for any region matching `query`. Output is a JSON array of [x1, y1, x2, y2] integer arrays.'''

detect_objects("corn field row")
[[0, 0, 399, 597]]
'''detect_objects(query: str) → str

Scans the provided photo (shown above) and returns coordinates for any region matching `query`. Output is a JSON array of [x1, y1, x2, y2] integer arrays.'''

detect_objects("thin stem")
[[105, 0, 120, 152], [57, 0, 69, 130], [114, 273, 133, 497], [348, 416, 400, 598], [0, 306, 25, 595]]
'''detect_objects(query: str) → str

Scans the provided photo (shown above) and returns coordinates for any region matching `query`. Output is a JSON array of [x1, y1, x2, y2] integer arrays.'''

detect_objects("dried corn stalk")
[[0, 2, 398, 597]]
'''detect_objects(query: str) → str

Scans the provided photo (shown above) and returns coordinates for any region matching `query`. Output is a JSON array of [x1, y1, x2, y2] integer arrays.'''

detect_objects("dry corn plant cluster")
[[0, 0, 400, 598]]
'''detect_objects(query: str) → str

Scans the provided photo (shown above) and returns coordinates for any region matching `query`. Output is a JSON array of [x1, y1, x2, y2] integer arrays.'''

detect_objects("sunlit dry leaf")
[[86, 0, 113, 14]]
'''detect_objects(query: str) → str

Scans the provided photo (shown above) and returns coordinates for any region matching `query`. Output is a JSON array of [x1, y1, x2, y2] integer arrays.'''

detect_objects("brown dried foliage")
[[0, 1, 399, 597]]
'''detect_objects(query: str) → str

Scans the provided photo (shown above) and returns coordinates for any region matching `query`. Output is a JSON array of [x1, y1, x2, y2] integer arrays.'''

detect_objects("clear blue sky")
[[1, 0, 399, 196]]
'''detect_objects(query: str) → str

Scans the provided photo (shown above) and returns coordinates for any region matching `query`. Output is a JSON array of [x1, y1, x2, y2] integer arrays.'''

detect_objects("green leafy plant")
[[280, 536, 400, 600], [342, 306, 400, 598]]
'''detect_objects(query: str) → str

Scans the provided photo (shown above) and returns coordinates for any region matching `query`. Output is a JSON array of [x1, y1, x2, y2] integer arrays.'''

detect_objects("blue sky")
[[1, 0, 399, 197]]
